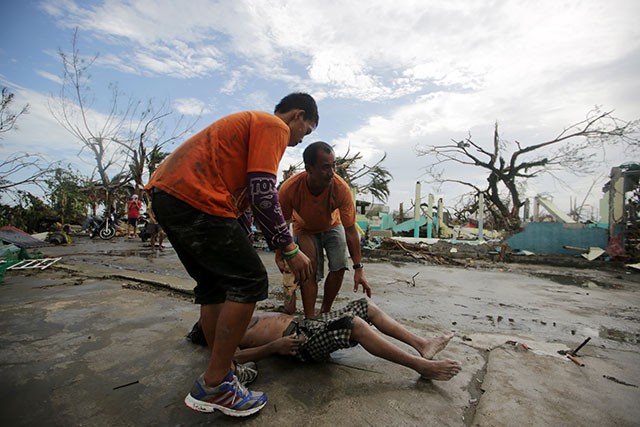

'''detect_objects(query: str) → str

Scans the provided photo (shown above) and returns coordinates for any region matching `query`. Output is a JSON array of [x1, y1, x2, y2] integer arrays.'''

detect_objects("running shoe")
[[234, 361, 258, 385], [184, 370, 267, 417]]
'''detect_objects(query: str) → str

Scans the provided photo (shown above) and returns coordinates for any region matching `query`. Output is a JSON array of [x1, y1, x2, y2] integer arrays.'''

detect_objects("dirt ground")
[[1, 235, 639, 426]]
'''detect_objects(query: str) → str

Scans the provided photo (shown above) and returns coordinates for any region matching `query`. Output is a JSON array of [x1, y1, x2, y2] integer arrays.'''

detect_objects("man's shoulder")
[[280, 172, 308, 193], [333, 175, 352, 193], [218, 111, 284, 127], [249, 111, 287, 128]]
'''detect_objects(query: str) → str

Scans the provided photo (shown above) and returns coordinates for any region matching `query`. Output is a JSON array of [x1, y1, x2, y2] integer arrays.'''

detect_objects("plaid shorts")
[[293, 298, 370, 362]]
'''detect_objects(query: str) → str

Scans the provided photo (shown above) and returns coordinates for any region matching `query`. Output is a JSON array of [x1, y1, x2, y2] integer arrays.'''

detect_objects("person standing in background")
[[126, 194, 142, 238]]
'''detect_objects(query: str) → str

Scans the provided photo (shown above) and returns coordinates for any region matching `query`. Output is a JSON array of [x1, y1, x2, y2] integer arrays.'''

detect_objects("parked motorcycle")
[[137, 213, 150, 242], [86, 214, 117, 240]]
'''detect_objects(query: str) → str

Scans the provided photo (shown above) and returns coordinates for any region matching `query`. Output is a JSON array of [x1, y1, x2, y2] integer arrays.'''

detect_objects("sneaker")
[[184, 370, 267, 417], [186, 321, 208, 347], [234, 361, 258, 385]]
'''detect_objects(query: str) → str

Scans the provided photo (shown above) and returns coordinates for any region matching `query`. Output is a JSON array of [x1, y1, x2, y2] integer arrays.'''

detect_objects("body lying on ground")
[[188, 298, 462, 381]]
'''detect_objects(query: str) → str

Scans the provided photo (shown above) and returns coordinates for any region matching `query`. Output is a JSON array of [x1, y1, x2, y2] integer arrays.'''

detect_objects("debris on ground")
[[506, 340, 530, 352], [603, 375, 638, 388], [7, 258, 61, 270], [0, 226, 52, 248], [375, 238, 463, 265], [567, 354, 585, 366], [0, 245, 43, 283]]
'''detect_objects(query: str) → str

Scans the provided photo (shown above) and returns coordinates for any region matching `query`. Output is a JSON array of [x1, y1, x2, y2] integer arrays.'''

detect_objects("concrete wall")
[[506, 222, 608, 255]]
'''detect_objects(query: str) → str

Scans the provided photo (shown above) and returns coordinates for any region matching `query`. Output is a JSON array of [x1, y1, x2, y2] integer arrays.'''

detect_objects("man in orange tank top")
[[146, 93, 318, 417]]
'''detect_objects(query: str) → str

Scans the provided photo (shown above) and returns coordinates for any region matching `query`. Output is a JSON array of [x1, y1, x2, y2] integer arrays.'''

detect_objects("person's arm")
[[274, 183, 293, 274], [233, 335, 305, 364], [344, 223, 372, 297], [247, 172, 312, 284], [237, 209, 254, 238]]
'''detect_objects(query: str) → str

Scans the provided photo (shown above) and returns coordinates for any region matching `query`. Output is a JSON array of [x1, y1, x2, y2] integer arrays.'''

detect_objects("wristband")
[[352, 263, 364, 269], [283, 244, 300, 260]]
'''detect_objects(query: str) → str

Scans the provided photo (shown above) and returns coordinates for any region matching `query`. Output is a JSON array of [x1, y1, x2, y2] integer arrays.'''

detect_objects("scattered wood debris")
[[379, 239, 463, 265]]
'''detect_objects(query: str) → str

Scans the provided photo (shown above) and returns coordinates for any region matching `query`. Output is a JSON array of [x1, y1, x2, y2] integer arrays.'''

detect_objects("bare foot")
[[420, 332, 455, 359], [419, 359, 462, 381]]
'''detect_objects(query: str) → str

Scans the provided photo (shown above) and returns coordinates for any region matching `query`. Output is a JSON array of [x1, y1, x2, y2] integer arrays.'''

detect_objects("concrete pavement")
[[0, 236, 638, 426]]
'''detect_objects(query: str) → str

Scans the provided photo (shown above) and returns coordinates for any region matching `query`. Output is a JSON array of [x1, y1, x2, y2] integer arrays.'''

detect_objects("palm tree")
[[335, 148, 392, 203]]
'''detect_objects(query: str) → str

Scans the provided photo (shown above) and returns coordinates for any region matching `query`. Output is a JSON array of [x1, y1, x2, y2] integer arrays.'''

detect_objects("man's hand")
[[274, 250, 289, 273], [353, 268, 372, 297], [271, 335, 306, 356], [286, 249, 313, 285]]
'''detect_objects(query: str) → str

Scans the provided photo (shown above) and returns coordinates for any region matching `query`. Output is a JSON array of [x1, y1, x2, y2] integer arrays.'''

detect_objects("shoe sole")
[[184, 393, 266, 417]]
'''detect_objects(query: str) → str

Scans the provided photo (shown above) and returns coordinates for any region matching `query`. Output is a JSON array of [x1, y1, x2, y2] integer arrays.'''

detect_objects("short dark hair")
[[274, 92, 319, 126], [303, 141, 334, 167]]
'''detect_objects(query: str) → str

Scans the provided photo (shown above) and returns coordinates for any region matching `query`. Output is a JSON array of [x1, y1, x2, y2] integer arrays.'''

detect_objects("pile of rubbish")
[[0, 244, 40, 283], [362, 237, 484, 265]]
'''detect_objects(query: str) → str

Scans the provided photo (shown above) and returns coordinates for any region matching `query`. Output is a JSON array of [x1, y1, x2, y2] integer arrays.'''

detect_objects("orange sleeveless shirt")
[[146, 111, 290, 218]]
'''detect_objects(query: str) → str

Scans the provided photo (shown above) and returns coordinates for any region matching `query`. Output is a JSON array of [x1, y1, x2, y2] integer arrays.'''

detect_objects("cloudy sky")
[[1, 0, 638, 219]]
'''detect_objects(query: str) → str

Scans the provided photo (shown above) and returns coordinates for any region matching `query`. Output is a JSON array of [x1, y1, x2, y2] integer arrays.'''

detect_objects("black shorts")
[[150, 189, 268, 305], [145, 223, 162, 234], [127, 217, 138, 226]]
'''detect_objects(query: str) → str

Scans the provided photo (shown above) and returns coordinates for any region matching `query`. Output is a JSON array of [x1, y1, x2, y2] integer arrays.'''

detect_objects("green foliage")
[[0, 247, 40, 283], [147, 146, 169, 176], [1, 86, 29, 137], [336, 150, 392, 203], [0, 192, 57, 233], [45, 168, 91, 225]]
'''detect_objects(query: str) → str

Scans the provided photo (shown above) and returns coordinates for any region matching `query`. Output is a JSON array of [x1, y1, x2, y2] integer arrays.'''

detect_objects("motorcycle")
[[86, 214, 118, 240], [137, 213, 150, 242]]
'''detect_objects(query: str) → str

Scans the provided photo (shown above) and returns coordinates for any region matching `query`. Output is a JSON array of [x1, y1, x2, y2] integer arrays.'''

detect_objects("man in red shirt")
[[277, 141, 371, 319], [126, 194, 142, 238], [146, 93, 318, 417]]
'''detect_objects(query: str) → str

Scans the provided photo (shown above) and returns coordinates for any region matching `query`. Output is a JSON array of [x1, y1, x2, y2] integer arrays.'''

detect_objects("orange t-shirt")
[[146, 111, 290, 218], [279, 172, 356, 235]]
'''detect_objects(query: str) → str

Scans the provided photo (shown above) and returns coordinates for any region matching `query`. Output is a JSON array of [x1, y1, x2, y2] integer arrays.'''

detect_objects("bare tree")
[[417, 109, 639, 230], [122, 99, 198, 200], [0, 153, 52, 195], [0, 88, 57, 196], [49, 30, 132, 209], [1, 87, 29, 136], [49, 29, 198, 212]]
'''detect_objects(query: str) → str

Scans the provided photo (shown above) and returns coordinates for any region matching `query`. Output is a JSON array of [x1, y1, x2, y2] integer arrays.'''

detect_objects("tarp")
[[0, 226, 51, 249]]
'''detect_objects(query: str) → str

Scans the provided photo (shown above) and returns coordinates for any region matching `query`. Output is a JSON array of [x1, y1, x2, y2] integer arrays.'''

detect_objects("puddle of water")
[[531, 272, 620, 289], [599, 326, 640, 344], [106, 249, 170, 259]]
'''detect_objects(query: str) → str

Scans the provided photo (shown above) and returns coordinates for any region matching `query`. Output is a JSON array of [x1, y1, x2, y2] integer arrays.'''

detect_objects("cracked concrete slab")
[[0, 235, 638, 426]]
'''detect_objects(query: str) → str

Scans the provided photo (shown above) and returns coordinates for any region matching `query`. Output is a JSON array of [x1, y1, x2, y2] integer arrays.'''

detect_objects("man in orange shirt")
[[277, 141, 372, 319], [146, 93, 317, 417]]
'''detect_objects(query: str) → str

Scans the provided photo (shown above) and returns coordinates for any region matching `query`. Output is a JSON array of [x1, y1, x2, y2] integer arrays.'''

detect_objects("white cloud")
[[25, 0, 640, 216], [35, 70, 63, 85], [0, 84, 75, 155], [40, 1, 640, 106], [173, 98, 209, 116], [0, 80, 146, 185]]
